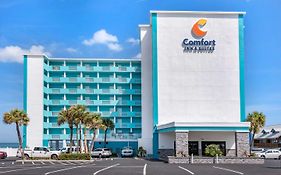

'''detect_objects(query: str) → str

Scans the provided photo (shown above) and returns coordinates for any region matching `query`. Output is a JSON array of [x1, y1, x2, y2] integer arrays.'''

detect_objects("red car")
[[0, 151, 7, 159]]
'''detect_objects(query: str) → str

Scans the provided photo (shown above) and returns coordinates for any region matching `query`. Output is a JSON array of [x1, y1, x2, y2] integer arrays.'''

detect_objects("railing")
[[97, 133, 141, 140], [254, 142, 281, 148]]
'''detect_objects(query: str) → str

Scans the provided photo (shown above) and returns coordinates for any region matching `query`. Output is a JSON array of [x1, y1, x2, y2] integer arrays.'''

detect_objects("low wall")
[[0, 148, 18, 157], [158, 149, 174, 161], [168, 156, 264, 164], [167, 156, 189, 164]]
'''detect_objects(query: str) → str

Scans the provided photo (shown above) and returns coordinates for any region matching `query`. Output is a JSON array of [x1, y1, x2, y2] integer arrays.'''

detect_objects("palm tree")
[[246, 111, 266, 153], [71, 105, 88, 153], [84, 113, 102, 152], [3, 109, 30, 160], [57, 108, 75, 153], [82, 113, 91, 153], [101, 118, 115, 148]]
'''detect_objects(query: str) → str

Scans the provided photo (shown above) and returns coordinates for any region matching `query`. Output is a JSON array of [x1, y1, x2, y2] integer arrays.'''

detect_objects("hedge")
[[58, 153, 91, 160]]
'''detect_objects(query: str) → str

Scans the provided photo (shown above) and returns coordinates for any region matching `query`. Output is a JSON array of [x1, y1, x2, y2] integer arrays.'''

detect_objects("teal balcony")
[[117, 100, 141, 106], [43, 110, 52, 116], [115, 123, 142, 128], [130, 78, 141, 84], [118, 89, 141, 95], [43, 122, 68, 128], [96, 133, 141, 140]]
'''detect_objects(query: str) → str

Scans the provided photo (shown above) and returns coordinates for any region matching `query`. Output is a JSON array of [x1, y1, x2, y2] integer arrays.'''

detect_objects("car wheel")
[[51, 154, 58, 160], [24, 154, 30, 160], [279, 155, 281, 160], [261, 155, 265, 159]]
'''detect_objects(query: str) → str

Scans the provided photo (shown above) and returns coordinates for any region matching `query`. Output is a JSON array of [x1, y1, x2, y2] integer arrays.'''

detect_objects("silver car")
[[91, 148, 112, 158], [121, 147, 134, 157]]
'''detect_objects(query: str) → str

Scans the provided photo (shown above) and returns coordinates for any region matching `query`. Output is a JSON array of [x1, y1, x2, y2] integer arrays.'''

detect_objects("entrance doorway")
[[201, 141, 226, 156], [188, 141, 199, 156]]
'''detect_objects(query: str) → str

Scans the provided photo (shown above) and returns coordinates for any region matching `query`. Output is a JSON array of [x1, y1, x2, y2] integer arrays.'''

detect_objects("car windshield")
[[94, 148, 102, 151], [104, 149, 110, 151], [123, 147, 132, 150]]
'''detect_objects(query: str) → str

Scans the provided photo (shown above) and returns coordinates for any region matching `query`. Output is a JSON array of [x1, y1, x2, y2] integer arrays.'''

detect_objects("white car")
[[17, 147, 60, 159], [251, 148, 265, 154], [91, 148, 112, 158], [60, 146, 79, 153], [121, 147, 134, 157], [256, 149, 281, 159]]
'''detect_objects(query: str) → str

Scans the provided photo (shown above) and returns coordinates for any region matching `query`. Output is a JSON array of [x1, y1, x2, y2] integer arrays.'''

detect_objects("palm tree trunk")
[[83, 128, 88, 153], [76, 126, 79, 153], [69, 126, 73, 153], [250, 133, 255, 154], [104, 129, 107, 148], [16, 122, 24, 160], [90, 129, 97, 152], [79, 124, 82, 153]]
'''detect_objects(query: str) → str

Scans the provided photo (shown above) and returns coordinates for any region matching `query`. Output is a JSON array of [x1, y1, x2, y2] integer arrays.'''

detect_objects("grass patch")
[[58, 153, 91, 160]]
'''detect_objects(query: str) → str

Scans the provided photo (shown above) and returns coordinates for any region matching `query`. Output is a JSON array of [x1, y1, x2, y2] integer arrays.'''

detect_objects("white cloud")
[[107, 43, 122, 52], [66, 47, 77, 53], [126, 38, 140, 45], [134, 53, 141, 59], [0, 45, 50, 63], [82, 29, 123, 52]]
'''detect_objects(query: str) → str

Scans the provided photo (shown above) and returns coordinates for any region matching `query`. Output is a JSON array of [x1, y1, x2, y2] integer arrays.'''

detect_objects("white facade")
[[25, 55, 44, 148], [157, 13, 240, 124], [138, 25, 153, 154], [138, 11, 250, 157]]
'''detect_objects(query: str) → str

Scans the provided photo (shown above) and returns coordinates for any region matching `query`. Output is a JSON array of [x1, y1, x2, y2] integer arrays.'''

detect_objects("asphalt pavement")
[[0, 157, 280, 175]]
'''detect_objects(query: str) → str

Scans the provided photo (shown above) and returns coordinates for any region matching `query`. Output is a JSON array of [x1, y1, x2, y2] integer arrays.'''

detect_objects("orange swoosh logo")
[[192, 19, 207, 37]]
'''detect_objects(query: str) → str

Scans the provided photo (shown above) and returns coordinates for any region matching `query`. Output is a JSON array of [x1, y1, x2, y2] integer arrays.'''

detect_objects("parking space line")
[[0, 166, 42, 174], [143, 164, 147, 175], [116, 166, 144, 168], [41, 161, 45, 165], [58, 162, 67, 165], [32, 161, 35, 165], [49, 161, 55, 165], [45, 165, 86, 175], [178, 166, 195, 175], [93, 163, 120, 175], [213, 166, 244, 175]]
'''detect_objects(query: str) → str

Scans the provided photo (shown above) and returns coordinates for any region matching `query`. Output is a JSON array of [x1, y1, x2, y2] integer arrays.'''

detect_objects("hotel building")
[[23, 11, 250, 158]]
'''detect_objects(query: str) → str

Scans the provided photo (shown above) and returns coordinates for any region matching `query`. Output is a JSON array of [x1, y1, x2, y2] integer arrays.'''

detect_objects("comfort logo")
[[192, 19, 207, 38]]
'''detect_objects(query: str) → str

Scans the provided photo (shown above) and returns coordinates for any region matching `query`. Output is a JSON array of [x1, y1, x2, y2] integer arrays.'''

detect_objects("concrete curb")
[[15, 160, 95, 162]]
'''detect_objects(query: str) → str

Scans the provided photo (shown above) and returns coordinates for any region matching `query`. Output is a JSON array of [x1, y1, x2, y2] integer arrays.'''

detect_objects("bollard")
[[191, 154, 193, 164]]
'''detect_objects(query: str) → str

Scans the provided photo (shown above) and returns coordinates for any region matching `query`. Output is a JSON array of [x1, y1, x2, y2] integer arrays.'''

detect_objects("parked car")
[[0, 151, 7, 159], [91, 148, 112, 158], [17, 147, 60, 159], [121, 147, 134, 157], [256, 149, 281, 159], [60, 146, 79, 153], [251, 148, 265, 154]]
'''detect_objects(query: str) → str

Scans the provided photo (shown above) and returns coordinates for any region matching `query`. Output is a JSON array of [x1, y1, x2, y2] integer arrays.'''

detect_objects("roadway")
[[0, 157, 280, 175]]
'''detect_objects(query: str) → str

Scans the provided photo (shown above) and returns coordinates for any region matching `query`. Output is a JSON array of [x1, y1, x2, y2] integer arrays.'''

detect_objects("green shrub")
[[58, 153, 91, 160], [29, 157, 51, 160], [137, 146, 146, 157], [204, 144, 223, 157]]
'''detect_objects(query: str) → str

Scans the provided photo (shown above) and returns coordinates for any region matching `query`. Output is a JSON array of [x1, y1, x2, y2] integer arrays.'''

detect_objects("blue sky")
[[0, 0, 281, 142]]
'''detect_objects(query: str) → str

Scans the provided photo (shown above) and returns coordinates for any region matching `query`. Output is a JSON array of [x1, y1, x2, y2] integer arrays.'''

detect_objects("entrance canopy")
[[157, 122, 250, 133]]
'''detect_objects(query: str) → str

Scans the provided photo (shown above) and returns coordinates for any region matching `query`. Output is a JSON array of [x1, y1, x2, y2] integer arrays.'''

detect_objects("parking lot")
[[0, 158, 281, 175]]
